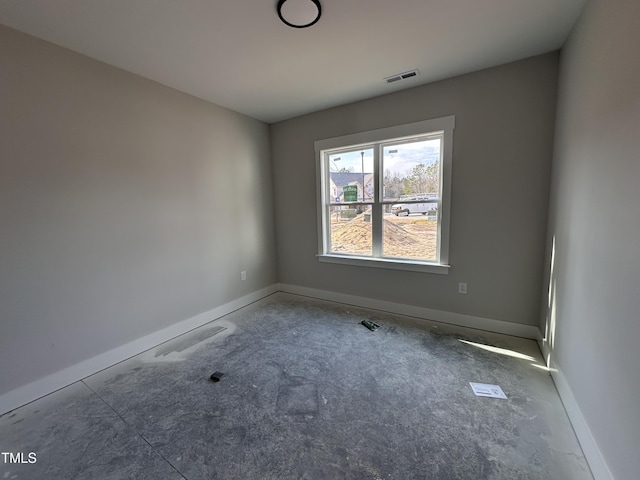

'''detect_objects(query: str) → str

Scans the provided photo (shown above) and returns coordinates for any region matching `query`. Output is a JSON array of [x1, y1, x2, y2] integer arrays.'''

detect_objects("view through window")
[[316, 117, 454, 272]]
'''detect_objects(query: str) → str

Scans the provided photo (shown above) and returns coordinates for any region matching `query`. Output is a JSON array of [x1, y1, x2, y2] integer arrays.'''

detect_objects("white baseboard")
[[546, 358, 613, 480], [277, 283, 540, 339], [0, 284, 278, 416], [539, 334, 612, 480], [536, 332, 551, 366]]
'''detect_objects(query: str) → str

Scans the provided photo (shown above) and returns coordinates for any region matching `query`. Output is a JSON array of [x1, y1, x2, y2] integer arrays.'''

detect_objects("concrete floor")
[[1, 293, 593, 479]]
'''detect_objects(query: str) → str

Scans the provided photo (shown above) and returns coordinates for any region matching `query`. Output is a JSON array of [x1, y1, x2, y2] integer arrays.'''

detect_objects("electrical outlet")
[[458, 282, 467, 294], [241, 271, 246, 281]]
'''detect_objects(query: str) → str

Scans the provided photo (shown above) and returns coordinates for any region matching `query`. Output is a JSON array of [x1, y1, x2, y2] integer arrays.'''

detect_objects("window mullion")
[[372, 144, 383, 257]]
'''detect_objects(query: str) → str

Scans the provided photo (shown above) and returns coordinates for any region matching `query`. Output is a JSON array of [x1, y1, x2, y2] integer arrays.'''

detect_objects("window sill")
[[317, 254, 450, 274]]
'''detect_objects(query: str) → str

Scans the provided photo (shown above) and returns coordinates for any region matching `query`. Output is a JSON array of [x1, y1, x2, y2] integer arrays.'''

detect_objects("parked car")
[[391, 195, 438, 216]]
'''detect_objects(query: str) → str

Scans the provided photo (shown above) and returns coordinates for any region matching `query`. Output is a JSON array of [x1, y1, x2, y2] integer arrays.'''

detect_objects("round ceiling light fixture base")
[[277, 0, 322, 29]]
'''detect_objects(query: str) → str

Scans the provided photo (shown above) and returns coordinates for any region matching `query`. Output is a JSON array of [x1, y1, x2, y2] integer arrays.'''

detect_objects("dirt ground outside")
[[330, 212, 437, 260]]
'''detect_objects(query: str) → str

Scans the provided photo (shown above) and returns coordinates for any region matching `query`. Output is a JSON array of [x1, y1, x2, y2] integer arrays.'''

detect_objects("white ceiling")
[[0, 0, 586, 123]]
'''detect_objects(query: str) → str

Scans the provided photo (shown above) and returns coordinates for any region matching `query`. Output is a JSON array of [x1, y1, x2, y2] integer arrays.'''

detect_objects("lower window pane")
[[383, 211, 437, 261], [329, 206, 372, 256]]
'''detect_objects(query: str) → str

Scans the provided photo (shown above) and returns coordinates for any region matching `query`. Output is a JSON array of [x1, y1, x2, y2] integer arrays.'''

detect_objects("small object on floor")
[[469, 382, 507, 399], [210, 371, 225, 382], [361, 319, 381, 331]]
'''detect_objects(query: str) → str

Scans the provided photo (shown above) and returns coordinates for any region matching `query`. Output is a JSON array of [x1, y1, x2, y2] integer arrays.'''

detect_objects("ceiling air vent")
[[384, 69, 419, 84]]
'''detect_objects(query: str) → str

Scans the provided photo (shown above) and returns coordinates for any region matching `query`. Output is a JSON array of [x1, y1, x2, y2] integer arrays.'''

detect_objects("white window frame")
[[315, 116, 454, 274]]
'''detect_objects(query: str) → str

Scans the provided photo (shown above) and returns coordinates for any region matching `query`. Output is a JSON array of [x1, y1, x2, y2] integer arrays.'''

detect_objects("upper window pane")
[[329, 148, 374, 204], [382, 137, 441, 202]]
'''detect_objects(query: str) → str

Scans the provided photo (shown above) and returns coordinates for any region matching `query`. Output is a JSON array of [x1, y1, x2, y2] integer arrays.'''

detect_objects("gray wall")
[[271, 54, 558, 326], [0, 25, 277, 395], [541, 0, 640, 478]]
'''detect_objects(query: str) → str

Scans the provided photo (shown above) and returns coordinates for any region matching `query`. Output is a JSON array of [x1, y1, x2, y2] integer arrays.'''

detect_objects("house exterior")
[[329, 172, 373, 203]]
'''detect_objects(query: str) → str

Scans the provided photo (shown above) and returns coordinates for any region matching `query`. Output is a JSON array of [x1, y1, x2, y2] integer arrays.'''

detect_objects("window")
[[315, 116, 454, 274]]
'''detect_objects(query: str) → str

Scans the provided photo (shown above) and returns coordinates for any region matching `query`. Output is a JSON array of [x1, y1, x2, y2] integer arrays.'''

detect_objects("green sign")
[[343, 185, 358, 202]]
